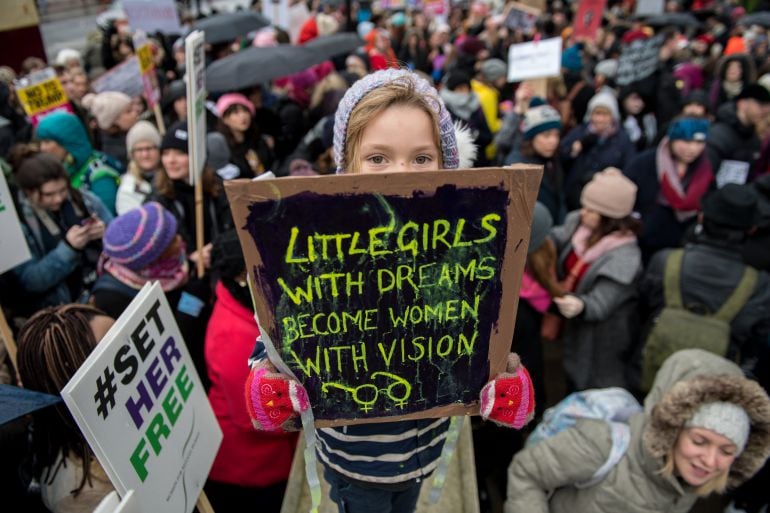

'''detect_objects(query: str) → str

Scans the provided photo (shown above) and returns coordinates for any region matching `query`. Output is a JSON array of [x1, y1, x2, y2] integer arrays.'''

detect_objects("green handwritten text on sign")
[[243, 186, 508, 421]]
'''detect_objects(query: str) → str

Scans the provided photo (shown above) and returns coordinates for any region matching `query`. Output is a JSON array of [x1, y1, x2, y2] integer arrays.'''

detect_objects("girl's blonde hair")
[[659, 442, 730, 497], [344, 79, 442, 174]]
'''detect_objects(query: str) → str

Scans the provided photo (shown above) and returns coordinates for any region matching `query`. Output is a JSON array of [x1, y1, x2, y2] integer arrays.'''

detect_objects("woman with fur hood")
[[504, 348, 770, 513]]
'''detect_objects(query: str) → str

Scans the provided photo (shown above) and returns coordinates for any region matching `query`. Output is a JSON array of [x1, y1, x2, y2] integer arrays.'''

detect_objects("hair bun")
[[81, 92, 96, 110]]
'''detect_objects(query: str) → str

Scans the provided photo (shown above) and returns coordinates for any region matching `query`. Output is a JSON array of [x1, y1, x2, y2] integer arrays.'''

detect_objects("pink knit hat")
[[580, 167, 638, 219], [81, 91, 132, 130], [215, 93, 255, 117]]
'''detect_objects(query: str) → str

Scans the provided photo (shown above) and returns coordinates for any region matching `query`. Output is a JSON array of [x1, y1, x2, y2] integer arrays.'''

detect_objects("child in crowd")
[[244, 69, 535, 513]]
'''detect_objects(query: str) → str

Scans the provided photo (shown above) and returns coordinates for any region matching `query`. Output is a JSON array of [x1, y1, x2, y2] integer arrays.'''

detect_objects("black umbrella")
[[193, 12, 271, 44], [206, 33, 363, 92], [645, 12, 702, 28], [739, 11, 770, 27]]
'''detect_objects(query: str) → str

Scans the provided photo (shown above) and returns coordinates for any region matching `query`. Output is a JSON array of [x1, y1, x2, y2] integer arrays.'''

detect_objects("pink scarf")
[[656, 137, 714, 222], [100, 245, 189, 292], [571, 225, 637, 263]]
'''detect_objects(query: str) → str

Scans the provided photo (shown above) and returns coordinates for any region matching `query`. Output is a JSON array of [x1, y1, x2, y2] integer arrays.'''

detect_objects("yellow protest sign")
[[137, 44, 154, 75], [17, 76, 68, 117]]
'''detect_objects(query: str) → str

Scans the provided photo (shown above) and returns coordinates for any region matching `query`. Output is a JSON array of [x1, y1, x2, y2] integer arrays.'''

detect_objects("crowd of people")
[[2, 0, 770, 512]]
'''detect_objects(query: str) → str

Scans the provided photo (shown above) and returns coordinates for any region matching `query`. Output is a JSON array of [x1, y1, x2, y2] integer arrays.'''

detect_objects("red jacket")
[[205, 281, 297, 486]]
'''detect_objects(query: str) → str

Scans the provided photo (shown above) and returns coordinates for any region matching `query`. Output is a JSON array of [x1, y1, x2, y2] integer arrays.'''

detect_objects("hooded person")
[[560, 90, 636, 211], [439, 69, 492, 167], [505, 349, 770, 513], [36, 111, 121, 215], [624, 117, 714, 263]]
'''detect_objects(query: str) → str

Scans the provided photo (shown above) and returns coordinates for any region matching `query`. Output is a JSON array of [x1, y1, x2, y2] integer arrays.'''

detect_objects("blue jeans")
[[324, 468, 422, 513]]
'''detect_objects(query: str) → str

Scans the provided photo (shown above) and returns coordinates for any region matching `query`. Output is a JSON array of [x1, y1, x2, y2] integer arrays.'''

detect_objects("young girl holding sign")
[[244, 69, 536, 513]]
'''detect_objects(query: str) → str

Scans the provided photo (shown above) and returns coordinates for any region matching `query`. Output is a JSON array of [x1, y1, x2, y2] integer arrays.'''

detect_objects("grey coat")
[[505, 349, 770, 513], [550, 211, 643, 390]]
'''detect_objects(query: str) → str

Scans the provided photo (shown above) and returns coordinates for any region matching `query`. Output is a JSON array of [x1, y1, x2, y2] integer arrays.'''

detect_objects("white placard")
[[263, 0, 290, 29], [716, 159, 750, 188], [61, 283, 222, 513], [93, 490, 141, 513], [0, 171, 31, 274], [93, 57, 144, 98], [635, 0, 664, 15], [507, 37, 562, 82], [184, 31, 207, 185], [124, 0, 182, 34]]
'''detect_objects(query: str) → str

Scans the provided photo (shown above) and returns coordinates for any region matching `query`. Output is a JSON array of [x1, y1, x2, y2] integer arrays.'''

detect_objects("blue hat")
[[561, 45, 583, 73], [522, 99, 562, 140], [667, 117, 710, 142]]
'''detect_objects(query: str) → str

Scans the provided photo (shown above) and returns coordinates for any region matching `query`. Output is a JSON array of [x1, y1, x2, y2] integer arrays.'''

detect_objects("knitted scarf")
[[100, 244, 189, 291], [656, 137, 713, 222], [571, 225, 637, 263]]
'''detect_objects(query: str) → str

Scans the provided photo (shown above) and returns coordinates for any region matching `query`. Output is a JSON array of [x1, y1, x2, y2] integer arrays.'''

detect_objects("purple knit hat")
[[103, 202, 178, 271], [333, 69, 459, 173]]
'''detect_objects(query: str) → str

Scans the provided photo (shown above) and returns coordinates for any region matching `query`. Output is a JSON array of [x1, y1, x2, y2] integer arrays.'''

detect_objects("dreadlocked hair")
[[17, 304, 107, 495]]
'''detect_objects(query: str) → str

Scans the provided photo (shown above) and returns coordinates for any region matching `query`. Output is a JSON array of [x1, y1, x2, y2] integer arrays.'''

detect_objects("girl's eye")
[[691, 436, 705, 446], [415, 155, 433, 165], [720, 448, 735, 457], [368, 155, 385, 164]]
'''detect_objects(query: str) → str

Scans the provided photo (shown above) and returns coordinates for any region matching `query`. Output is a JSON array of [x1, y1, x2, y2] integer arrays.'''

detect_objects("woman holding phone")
[[10, 145, 112, 315]]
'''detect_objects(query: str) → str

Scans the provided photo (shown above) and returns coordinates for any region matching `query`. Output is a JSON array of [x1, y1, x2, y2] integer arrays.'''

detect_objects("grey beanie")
[[206, 132, 240, 179], [333, 68, 458, 173], [528, 202, 553, 254], [685, 401, 751, 454], [585, 90, 620, 122], [480, 58, 507, 83]]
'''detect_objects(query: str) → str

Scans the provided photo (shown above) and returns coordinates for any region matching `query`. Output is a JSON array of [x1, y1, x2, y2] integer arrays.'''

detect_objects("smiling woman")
[[504, 349, 770, 513]]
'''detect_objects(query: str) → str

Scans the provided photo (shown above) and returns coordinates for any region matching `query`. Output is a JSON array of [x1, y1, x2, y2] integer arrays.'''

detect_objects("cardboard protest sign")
[[124, 0, 182, 34], [573, 0, 606, 40], [0, 170, 31, 274], [184, 31, 206, 185], [423, 0, 450, 18], [616, 34, 664, 86], [504, 2, 540, 33], [15, 68, 74, 125], [134, 34, 161, 109], [507, 37, 562, 82], [226, 166, 543, 426], [93, 57, 144, 98], [61, 282, 222, 513]]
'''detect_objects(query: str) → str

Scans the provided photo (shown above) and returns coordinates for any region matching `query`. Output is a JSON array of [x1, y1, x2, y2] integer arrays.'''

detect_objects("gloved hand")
[[245, 358, 309, 432], [480, 353, 535, 429], [553, 294, 585, 318]]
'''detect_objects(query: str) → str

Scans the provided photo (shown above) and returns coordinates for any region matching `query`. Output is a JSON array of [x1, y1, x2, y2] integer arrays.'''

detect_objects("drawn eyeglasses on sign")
[[321, 372, 412, 412]]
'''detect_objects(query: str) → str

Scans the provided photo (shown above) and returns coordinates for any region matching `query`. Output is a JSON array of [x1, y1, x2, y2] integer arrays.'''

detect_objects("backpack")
[[641, 249, 757, 391], [526, 387, 642, 488]]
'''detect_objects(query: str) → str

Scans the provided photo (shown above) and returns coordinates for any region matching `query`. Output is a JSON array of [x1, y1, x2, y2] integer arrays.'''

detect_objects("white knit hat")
[[126, 120, 161, 153], [685, 401, 751, 454], [585, 90, 620, 122], [82, 91, 132, 130]]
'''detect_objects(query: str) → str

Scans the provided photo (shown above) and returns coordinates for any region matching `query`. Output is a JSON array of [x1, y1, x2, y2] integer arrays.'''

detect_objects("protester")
[[11, 148, 111, 316], [707, 83, 770, 173], [619, 85, 657, 151], [439, 69, 492, 167], [504, 349, 770, 513], [709, 54, 756, 114], [244, 69, 533, 513], [214, 93, 274, 178], [560, 90, 636, 210], [17, 304, 117, 513], [471, 58, 507, 159], [639, 184, 770, 380], [81, 91, 139, 169], [151, 120, 233, 274], [504, 98, 566, 224], [36, 112, 121, 215], [203, 230, 297, 513], [549, 168, 642, 390], [625, 117, 713, 263], [116, 120, 162, 214]]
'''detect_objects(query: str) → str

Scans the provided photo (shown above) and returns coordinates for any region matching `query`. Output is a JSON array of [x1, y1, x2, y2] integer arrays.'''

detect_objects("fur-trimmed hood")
[[643, 349, 770, 487]]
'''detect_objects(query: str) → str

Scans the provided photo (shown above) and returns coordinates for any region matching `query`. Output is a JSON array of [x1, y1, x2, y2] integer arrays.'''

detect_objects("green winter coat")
[[504, 349, 770, 513]]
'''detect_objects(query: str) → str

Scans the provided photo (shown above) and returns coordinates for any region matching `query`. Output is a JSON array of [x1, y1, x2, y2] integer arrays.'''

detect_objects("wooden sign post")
[[226, 166, 542, 426]]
